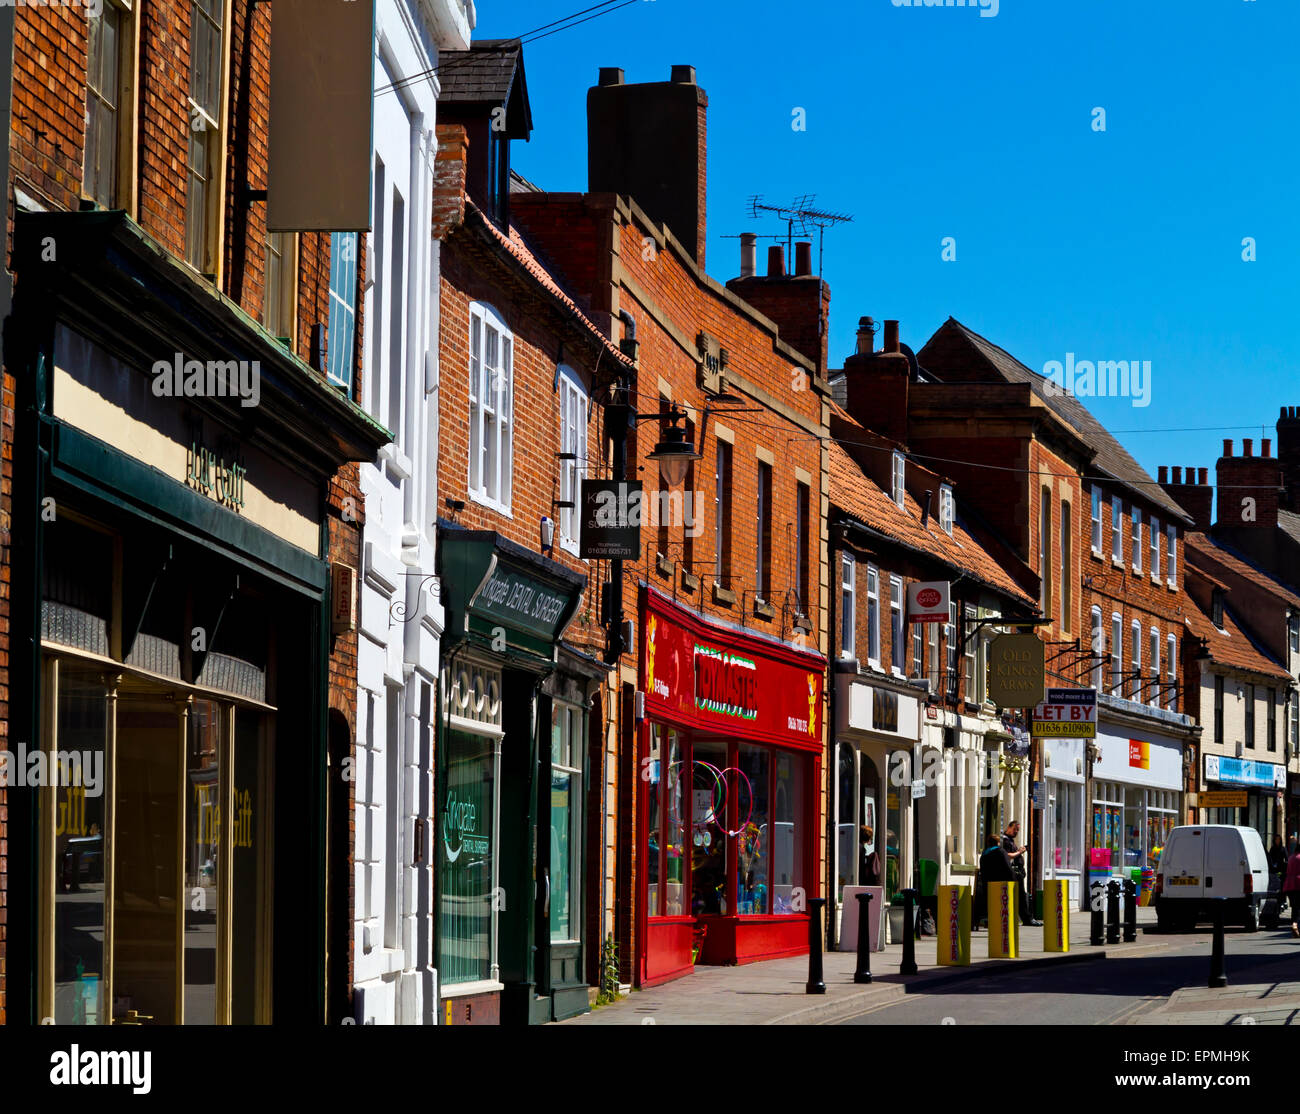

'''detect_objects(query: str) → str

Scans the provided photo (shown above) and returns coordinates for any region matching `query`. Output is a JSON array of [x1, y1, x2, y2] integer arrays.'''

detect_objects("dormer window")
[[1211, 588, 1225, 630], [891, 452, 905, 508], [939, 485, 954, 535]]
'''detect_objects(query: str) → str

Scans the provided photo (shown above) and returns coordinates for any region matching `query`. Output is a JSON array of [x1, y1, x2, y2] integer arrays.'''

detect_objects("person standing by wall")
[[1002, 820, 1041, 926]]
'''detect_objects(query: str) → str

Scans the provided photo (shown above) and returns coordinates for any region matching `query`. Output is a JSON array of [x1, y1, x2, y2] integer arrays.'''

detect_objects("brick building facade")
[[1, 0, 385, 1024]]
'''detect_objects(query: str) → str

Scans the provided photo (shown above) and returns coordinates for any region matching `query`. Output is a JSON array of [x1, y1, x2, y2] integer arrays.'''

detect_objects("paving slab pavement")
[[566, 906, 1164, 1025], [1133, 974, 1300, 1026]]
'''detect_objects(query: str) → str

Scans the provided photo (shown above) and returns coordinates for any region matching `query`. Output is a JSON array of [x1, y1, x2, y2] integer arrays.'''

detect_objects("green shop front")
[[6, 210, 389, 1024], [436, 524, 599, 1024]]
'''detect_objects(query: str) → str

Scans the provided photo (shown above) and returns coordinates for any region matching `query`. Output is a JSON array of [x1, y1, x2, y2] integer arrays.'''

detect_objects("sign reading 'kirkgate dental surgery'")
[[641, 592, 824, 751]]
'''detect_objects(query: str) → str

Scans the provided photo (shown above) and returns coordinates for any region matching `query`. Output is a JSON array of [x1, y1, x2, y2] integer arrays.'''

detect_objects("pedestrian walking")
[[1284, 848, 1300, 937], [1268, 833, 1287, 887]]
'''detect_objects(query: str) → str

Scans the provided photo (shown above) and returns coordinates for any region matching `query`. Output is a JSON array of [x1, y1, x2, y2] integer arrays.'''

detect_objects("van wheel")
[[1243, 907, 1258, 933]]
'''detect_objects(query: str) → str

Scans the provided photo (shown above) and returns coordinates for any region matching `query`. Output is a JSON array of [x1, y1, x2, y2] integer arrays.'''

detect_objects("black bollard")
[[854, 891, 874, 984], [900, 889, 919, 975], [805, 897, 827, 994], [1106, 879, 1121, 944], [1208, 902, 1227, 989], [1123, 879, 1138, 942], [1090, 882, 1105, 946]]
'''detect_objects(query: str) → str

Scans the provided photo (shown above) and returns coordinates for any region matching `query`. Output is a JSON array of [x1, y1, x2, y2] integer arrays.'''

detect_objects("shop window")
[[691, 740, 729, 915], [836, 745, 856, 901], [866, 565, 880, 665], [890, 575, 905, 673], [772, 751, 807, 914], [557, 368, 588, 556], [185, 0, 227, 276], [327, 232, 358, 394], [646, 729, 662, 918], [550, 701, 584, 940], [439, 728, 497, 986], [1091, 781, 1124, 877], [737, 745, 770, 913], [1052, 782, 1082, 873], [42, 514, 113, 657], [468, 301, 514, 512]]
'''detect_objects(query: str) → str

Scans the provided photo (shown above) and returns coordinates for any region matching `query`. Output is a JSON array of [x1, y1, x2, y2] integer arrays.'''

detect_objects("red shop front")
[[638, 589, 825, 987]]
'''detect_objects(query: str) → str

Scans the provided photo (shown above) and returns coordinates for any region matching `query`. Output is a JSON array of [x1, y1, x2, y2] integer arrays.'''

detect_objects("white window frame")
[[866, 564, 880, 666], [468, 301, 514, 513], [964, 604, 979, 704], [912, 610, 923, 678], [1130, 620, 1142, 700], [1090, 486, 1102, 554], [840, 552, 856, 660], [891, 452, 906, 508], [185, 0, 231, 280], [1291, 691, 1299, 753], [890, 575, 905, 674], [928, 620, 940, 690], [1148, 627, 1160, 707], [1166, 634, 1177, 712], [1289, 617, 1299, 657], [1131, 507, 1142, 571], [557, 367, 588, 556], [946, 602, 958, 698], [1150, 515, 1161, 581], [1111, 496, 1123, 564], [939, 485, 954, 536], [1166, 524, 1177, 588], [1090, 607, 1104, 690], [1110, 613, 1123, 695]]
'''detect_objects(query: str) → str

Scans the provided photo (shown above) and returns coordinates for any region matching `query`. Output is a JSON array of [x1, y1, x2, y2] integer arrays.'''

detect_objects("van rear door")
[[1162, 830, 1204, 898], [1205, 828, 1246, 900]]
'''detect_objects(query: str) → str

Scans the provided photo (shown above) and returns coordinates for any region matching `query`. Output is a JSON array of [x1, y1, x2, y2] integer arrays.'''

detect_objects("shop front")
[[1089, 724, 1185, 898], [1201, 754, 1287, 848], [833, 669, 920, 943], [8, 210, 389, 1024], [1042, 736, 1086, 904], [638, 590, 824, 987], [435, 526, 592, 1024]]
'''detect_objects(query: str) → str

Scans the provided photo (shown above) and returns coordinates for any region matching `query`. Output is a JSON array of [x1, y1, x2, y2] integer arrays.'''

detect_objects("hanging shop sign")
[[642, 591, 824, 751], [907, 581, 949, 624], [1032, 687, 1096, 738], [579, 479, 643, 560], [987, 634, 1045, 709]]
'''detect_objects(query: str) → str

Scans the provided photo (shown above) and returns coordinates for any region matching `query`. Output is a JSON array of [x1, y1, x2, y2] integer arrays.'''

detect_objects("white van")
[[1154, 825, 1272, 931]]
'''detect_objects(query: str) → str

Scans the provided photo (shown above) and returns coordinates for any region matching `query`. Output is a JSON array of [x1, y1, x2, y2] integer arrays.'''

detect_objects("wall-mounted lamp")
[[646, 404, 701, 487], [540, 515, 555, 554]]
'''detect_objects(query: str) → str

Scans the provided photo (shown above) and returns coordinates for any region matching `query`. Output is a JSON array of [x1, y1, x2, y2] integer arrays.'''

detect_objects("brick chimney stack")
[[841, 317, 910, 446], [1216, 438, 1281, 529], [1160, 462, 1212, 532], [587, 65, 708, 268], [1278, 405, 1300, 513], [727, 238, 831, 377]]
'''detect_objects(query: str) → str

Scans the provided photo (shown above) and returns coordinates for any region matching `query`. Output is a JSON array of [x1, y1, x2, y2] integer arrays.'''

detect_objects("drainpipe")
[[826, 520, 840, 950]]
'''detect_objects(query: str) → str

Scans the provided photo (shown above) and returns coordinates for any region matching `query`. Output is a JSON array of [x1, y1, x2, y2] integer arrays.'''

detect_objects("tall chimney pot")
[[767, 245, 785, 277], [794, 241, 813, 277], [856, 316, 876, 356], [1159, 466, 1169, 484], [1262, 438, 1271, 458], [1244, 439, 1253, 457], [739, 233, 757, 278], [1223, 439, 1233, 458], [883, 320, 900, 353], [1199, 468, 1208, 485]]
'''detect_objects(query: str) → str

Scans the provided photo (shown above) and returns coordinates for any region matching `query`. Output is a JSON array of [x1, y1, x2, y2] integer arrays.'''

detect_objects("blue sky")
[[474, 0, 1300, 486]]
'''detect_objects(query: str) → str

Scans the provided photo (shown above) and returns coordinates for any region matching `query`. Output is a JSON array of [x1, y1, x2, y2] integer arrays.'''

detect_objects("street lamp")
[[646, 404, 701, 487]]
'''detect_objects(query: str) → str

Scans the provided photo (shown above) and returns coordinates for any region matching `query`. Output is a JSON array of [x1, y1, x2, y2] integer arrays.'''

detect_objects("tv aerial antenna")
[[746, 194, 853, 280]]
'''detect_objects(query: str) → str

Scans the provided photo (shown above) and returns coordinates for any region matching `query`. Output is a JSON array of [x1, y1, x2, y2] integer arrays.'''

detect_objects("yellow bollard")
[[987, 881, 1019, 958], [1042, 879, 1070, 952], [937, 884, 971, 966]]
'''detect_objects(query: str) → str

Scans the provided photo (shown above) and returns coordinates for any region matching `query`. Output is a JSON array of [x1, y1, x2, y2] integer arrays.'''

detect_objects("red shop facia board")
[[640, 589, 825, 752]]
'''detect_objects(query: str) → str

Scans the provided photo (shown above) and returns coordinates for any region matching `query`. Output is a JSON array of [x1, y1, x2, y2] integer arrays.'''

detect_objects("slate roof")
[[1185, 532, 1300, 608], [1183, 592, 1292, 681], [438, 39, 533, 135], [829, 439, 1035, 608], [1278, 509, 1300, 553], [918, 318, 1191, 524]]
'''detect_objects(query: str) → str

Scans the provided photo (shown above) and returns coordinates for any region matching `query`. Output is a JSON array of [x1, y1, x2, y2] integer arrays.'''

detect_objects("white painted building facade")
[[353, 0, 474, 1025]]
